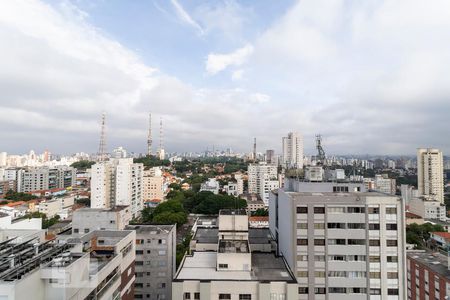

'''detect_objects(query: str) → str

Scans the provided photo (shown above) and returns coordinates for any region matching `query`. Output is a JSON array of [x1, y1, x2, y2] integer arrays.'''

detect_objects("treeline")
[[406, 223, 445, 249], [140, 188, 246, 226], [70, 160, 95, 169], [4, 190, 38, 202], [134, 156, 170, 168]]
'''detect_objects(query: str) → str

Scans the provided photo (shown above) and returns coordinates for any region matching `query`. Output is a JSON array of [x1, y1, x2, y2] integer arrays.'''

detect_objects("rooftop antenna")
[[147, 113, 152, 156], [97, 112, 107, 162]]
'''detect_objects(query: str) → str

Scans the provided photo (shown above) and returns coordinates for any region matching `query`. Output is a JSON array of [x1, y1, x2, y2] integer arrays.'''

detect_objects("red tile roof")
[[431, 232, 450, 240], [406, 212, 422, 219], [249, 216, 269, 222]]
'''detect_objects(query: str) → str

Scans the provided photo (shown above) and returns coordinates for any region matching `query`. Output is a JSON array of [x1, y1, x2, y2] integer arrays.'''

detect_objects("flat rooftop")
[[175, 252, 296, 283], [407, 251, 450, 280], [125, 224, 175, 234], [219, 209, 247, 215], [218, 240, 249, 253]]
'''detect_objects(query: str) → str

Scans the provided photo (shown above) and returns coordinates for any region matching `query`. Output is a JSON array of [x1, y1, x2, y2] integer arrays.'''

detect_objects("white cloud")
[[206, 44, 254, 75], [231, 69, 244, 81], [170, 0, 204, 35]]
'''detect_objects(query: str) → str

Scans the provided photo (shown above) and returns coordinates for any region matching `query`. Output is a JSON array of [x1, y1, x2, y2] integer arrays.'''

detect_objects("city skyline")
[[1, 1, 450, 154]]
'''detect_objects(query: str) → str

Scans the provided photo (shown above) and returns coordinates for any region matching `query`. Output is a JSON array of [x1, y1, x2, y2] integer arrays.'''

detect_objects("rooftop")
[[175, 252, 296, 283], [407, 251, 450, 280], [219, 209, 247, 215], [431, 232, 450, 240], [126, 224, 175, 234]]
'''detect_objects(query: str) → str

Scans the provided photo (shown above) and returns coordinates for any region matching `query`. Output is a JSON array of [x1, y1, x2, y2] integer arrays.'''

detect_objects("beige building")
[[143, 172, 164, 201], [173, 209, 298, 300], [417, 148, 444, 203]]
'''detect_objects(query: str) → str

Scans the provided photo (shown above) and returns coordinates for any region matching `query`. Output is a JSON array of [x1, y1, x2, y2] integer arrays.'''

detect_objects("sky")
[[1, 0, 450, 156]]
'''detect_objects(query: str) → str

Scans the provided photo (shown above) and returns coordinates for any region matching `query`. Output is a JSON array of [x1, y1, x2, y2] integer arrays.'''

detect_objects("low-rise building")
[[409, 197, 446, 221], [200, 178, 220, 194], [72, 206, 132, 234], [38, 199, 62, 218], [241, 193, 265, 213], [248, 216, 269, 228]]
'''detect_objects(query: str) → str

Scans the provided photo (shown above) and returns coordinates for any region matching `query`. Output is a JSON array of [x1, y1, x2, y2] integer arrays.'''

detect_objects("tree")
[[252, 208, 269, 216], [71, 160, 95, 169], [5, 190, 38, 201], [406, 223, 445, 249], [76, 198, 90, 206], [134, 156, 170, 168]]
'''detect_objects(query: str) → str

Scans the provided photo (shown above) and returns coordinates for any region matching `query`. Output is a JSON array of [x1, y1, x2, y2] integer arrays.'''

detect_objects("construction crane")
[[315, 134, 326, 166]]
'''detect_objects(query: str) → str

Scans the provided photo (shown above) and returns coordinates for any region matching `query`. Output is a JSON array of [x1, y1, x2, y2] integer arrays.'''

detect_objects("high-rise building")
[[143, 169, 164, 201], [265, 149, 275, 164], [374, 174, 396, 195], [90, 158, 144, 218], [126, 224, 176, 300], [0, 152, 7, 167], [112, 146, 128, 159], [282, 132, 304, 169], [270, 178, 406, 299], [248, 162, 279, 206], [417, 148, 444, 203]]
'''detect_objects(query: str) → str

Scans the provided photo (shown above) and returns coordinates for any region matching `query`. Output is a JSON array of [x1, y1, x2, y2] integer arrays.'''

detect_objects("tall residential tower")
[[282, 132, 304, 169], [417, 148, 444, 203]]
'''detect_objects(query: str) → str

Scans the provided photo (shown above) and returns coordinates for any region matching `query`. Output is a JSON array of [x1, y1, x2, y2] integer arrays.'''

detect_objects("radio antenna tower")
[[97, 112, 107, 162], [147, 113, 152, 156]]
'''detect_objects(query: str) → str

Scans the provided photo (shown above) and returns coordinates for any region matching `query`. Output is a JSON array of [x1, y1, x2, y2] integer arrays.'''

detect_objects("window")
[[136, 261, 143, 266], [136, 250, 143, 255], [194, 293, 200, 300], [370, 272, 381, 278], [386, 207, 397, 214], [387, 240, 398, 247], [315, 271, 326, 277], [328, 239, 346, 245], [369, 256, 380, 262], [158, 239, 166, 244], [314, 239, 325, 246], [314, 223, 325, 229], [328, 271, 346, 277], [386, 224, 397, 230], [329, 287, 346, 293], [297, 239, 308, 246], [329, 255, 345, 261], [387, 289, 399, 295], [314, 255, 325, 261], [387, 272, 398, 279], [369, 223, 380, 230], [347, 207, 365, 213], [298, 287, 309, 294], [297, 255, 308, 261], [348, 255, 365, 261], [297, 271, 308, 277], [314, 207, 325, 214], [370, 289, 381, 295], [333, 186, 349, 192], [348, 271, 366, 278], [73, 228, 79, 233], [239, 294, 251, 300], [297, 206, 308, 214], [369, 240, 380, 246], [349, 288, 366, 294], [347, 223, 365, 229], [368, 207, 379, 214], [218, 294, 231, 300], [328, 223, 345, 229], [297, 223, 308, 229], [348, 239, 365, 245], [218, 264, 228, 269], [328, 207, 345, 213], [314, 288, 326, 294], [84, 228, 89, 233], [158, 250, 166, 256], [387, 256, 398, 263]]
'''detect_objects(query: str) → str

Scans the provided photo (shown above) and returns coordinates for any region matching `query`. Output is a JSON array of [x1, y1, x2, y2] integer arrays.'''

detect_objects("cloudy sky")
[[1, 0, 449, 155]]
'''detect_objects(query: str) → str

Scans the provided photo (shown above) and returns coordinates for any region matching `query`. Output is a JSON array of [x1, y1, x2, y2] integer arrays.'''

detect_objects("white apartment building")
[[282, 132, 304, 169], [72, 206, 132, 234], [417, 148, 444, 203], [200, 178, 220, 194], [90, 158, 144, 218], [248, 162, 279, 206], [408, 196, 446, 221], [0, 152, 6, 167], [38, 199, 63, 218], [173, 209, 298, 300], [269, 178, 406, 300]]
